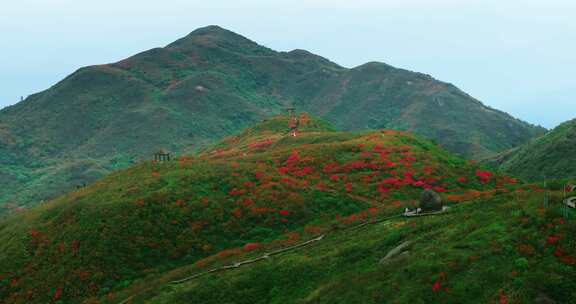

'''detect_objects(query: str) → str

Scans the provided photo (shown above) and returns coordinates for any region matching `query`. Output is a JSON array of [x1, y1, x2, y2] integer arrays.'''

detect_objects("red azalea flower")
[[316, 183, 328, 191], [413, 181, 426, 187], [294, 166, 313, 177], [499, 292, 507, 304], [29, 229, 40, 238], [278, 167, 290, 175], [547, 235, 560, 245], [242, 198, 254, 207], [368, 207, 378, 216], [475, 170, 492, 184], [286, 150, 300, 165], [231, 208, 242, 218], [383, 177, 400, 185], [379, 152, 388, 162], [53, 287, 63, 301], [560, 255, 576, 265], [345, 183, 353, 193], [279, 209, 290, 216], [323, 162, 339, 173], [434, 186, 448, 193], [243, 243, 260, 252], [554, 246, 564, 257], [432, 281, 441, 292]]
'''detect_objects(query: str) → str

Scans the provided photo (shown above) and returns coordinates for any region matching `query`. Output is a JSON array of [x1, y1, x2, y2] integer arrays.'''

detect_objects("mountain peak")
[[167, 25, 272, 55], [188, 25, 237, 36]]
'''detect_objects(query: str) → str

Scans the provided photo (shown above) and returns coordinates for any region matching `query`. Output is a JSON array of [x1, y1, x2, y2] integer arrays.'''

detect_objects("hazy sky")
[[1, 0, 574, 128]]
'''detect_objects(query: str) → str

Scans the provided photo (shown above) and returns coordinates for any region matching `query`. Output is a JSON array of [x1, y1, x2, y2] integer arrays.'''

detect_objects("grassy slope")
[[0, 116, 520, 303], [143, 188, 576, 304], [0, 25, 544, 213], [485, 118, 576, 181]]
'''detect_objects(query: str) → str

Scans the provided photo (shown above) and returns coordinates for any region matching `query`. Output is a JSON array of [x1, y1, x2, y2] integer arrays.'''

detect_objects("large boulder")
[[419, 189, 443, 212]]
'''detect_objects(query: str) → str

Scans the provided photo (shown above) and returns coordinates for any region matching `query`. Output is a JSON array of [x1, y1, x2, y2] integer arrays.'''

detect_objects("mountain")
[[485, 118, 576, 181], [0, 115, 533, 304], [0, 25, 544, 213]]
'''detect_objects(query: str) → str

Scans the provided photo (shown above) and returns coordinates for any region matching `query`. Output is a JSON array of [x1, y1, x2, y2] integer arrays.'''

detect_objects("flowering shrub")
[[243, 243, 260, 252], [432, 281, 441, 292], [53, 287, 63, 301], [546, 235, 560, 245], [499, 291, 507, 304], [475, 170, 493, 184]]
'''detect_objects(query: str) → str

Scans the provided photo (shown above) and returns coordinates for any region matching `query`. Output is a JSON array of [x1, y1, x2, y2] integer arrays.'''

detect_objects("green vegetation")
[[486, 118, 576, 181], [0, 115, 538, 303], [0, 25, 544, 214], [144, 191, 576, 304]]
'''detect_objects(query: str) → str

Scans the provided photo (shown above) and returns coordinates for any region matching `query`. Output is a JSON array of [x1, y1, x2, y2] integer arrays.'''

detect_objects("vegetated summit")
[[0, 25, 544, 213], [486, 118, 576, 181], [2, 114, 554, 304]]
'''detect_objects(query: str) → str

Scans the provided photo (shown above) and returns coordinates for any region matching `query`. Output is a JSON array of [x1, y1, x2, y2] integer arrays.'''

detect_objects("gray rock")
[[420, 189, 443, 212], [379, 241, 413, 266]]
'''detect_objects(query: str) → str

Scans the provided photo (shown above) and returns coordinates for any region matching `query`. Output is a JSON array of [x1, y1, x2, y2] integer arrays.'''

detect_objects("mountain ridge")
[[485, 117, 576, 181], [0, 25, 545, 213]]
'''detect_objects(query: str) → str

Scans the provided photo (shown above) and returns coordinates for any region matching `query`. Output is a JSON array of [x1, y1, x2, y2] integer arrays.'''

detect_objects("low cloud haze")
[[1, 0, 574, 128]]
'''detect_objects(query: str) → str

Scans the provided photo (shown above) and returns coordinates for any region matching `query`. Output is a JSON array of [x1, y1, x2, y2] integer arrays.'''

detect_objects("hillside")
[[0, 116, 529, 303], [486, 118, 576, 181], [137, 187, 575, 304], [0, 25, 544, 213]]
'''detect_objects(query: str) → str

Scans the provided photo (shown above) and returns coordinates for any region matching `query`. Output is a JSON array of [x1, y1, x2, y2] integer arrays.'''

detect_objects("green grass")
[[75, 187, 576, 304], [0, 116, 524, 303], [141, 191, 576, 304], [486, 118, 576, 181]]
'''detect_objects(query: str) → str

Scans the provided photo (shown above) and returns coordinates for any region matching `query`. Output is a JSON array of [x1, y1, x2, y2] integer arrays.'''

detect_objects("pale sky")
[[1, 0, 575, 128]]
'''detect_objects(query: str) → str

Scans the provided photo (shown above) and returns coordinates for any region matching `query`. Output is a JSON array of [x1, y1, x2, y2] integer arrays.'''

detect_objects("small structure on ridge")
[[286, 107, 299, 137], [154, 149, 171, 162]]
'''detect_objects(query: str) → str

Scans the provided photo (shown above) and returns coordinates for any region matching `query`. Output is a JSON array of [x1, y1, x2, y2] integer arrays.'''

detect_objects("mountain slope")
[[0, 116, 521, 304], [140, 189, 575, 304], [485, 118, 576, 181], [0, 25, 544, 212]]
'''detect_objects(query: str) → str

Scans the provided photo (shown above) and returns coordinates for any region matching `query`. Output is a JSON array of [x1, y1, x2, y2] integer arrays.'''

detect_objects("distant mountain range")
[[485, 118, 576, 181], [0, 25, 544, 212]]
